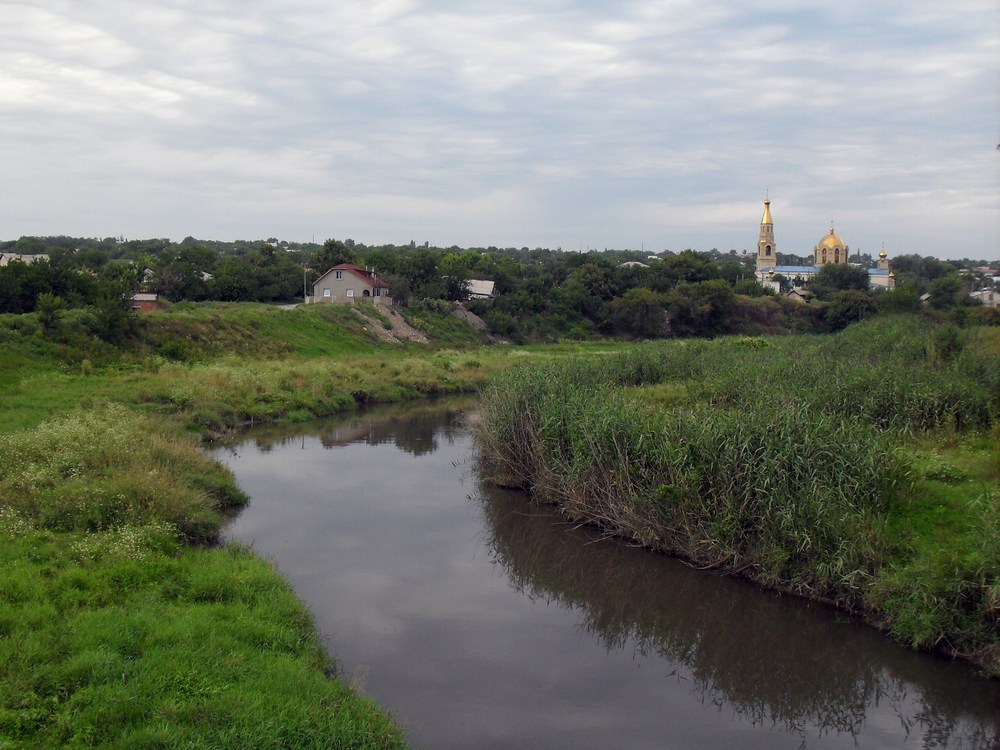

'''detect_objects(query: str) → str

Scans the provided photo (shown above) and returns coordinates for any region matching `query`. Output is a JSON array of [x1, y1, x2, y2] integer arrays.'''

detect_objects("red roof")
[[316, 263, 389, 289]]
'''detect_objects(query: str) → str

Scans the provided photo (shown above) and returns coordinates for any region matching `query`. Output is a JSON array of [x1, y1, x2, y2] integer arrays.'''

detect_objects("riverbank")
[[472, 317, 1000, 676], [0, 301, 616, 746], [0, 303, 497, 747]]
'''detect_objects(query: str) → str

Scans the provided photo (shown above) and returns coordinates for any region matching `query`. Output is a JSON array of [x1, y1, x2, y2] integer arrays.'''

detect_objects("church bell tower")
[[756, 197, 776, 274]]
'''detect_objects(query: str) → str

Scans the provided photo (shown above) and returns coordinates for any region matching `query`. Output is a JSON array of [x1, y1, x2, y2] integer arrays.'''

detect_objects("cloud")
[[0, 0, 996, 258]]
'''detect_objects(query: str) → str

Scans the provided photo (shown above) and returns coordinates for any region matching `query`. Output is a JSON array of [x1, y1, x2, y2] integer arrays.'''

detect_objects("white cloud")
[[0, 0, 996, 258]]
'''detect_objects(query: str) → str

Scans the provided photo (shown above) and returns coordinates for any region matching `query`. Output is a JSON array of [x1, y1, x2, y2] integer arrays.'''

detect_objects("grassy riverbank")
[[0, 302, 504, 748], [473, 317, 1000, 676]]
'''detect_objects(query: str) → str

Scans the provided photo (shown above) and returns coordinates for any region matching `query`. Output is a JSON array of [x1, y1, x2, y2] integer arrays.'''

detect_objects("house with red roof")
[[308, 263, 392, 305]]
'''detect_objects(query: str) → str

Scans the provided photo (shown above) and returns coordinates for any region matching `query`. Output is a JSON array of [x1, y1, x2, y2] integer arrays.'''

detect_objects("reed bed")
[[477, 369, 902, 598], [473, 317, 1000, 671]]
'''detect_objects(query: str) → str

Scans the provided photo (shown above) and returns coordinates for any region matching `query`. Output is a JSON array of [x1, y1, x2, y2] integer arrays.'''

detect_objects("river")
[[212, 400, 1000, 750]]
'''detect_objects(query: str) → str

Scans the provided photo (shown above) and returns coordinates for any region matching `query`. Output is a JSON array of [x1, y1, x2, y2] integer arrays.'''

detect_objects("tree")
[[666, 279, 735, 337], [928, 274, 964, 310], [87, 277, 137, 344], [878, 287, 922, 314], [312, 239, 358, 272], [808, 264, 871, 300], [734, 279, 772, 297], [608, 288, 667, 338], [827, 290, 878, 331], [36, 292, 65, 334], [211, 258, 256, 301]]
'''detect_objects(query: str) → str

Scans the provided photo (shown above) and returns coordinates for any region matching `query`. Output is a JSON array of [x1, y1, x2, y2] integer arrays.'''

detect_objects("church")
[[753, 198, 894, 290]]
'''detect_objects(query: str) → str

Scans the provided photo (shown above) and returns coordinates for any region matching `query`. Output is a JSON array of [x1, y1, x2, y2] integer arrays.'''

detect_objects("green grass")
[[0, 515, 405, 749], [399, 300, 490, 346], [0, 299, 580, 748], [0, 302, 489, 748]]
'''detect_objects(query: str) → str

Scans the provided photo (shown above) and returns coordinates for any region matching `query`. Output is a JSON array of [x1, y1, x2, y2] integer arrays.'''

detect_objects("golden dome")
[[879, 248, 888, 259], [761, 199, 772, 225], [817, 227, 844, 249]]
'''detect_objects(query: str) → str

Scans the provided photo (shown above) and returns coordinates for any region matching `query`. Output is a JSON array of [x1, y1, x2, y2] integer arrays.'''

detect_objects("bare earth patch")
[[352, 306, 429, 344]]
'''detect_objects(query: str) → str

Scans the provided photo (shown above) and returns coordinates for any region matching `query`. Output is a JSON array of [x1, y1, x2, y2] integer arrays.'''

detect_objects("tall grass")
[[477, 367, 903, 598], [0, 406, 245, 541], [473, 317, 1000, 672]]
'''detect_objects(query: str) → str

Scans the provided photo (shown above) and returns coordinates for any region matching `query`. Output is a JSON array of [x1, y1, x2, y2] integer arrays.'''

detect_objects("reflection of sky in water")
[[214, 405, 1000, 750]]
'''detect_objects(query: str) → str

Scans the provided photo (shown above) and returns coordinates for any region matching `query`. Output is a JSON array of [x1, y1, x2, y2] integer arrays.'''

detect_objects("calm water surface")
[[213, 402, 1000, 750]]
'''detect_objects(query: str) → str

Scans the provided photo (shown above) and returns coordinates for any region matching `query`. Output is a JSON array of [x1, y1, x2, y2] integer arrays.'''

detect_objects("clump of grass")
[[136, 353, 493, 433], [0, 405, 245, 541]]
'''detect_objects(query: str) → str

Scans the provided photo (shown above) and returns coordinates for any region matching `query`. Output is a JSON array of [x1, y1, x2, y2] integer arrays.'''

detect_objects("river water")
[[213, 401, 1000, 750]]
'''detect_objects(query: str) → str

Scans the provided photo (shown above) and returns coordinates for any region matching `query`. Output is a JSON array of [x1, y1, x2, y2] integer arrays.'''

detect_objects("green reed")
[[473, 317, 1000, 672]]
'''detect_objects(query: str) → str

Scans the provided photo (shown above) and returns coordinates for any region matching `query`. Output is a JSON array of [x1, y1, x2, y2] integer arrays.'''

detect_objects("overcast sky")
[[2, 1, 997, 260]]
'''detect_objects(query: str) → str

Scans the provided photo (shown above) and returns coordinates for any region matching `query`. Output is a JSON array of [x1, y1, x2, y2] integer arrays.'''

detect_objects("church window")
[[765, 245, 771, 256]]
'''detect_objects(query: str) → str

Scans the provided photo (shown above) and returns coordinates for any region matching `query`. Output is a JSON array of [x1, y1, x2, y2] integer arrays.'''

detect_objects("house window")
[[335, 271, 343, 279], [346, 289, 354, 297], [323, 288, 331, 298]]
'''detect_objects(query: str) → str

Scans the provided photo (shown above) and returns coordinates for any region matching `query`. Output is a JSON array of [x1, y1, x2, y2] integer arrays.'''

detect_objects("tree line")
[[1, 235, 995, 343]]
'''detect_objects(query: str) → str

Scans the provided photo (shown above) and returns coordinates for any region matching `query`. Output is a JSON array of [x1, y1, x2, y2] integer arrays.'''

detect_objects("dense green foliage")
[[4, 235, 994, 344], [473, 318, 1000, 674]]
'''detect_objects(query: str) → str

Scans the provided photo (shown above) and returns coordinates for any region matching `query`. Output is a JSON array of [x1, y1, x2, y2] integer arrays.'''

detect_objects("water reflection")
[[222, 398, 475, 456], [218, 402, 1000, 750], [478, 485, 1000, 748]]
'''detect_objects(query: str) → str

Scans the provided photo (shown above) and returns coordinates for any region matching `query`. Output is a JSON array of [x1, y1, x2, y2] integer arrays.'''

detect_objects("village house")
[[307, 263, 392, 305], [130, 293, 163, 312], [969, 288, 998, 307], [0, 253, 49, 267], [466, 279, 496, 300]]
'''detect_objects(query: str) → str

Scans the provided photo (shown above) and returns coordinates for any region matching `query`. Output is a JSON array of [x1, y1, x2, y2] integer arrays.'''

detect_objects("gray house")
[[308, 263, 392, 305]]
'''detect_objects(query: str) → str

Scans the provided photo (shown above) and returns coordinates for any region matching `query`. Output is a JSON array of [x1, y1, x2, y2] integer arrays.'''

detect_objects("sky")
[[2, 0, 997, 260]]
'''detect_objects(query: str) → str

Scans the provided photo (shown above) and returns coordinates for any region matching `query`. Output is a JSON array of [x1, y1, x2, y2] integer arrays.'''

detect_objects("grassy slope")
[[0, 301, 617, 747], [0, 303, 471, 748]]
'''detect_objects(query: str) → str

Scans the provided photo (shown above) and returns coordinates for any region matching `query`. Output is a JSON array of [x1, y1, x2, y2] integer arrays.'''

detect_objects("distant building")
[[308, 263, 392, 305], [969, 288, 998, 307], [0, 253, 49, 267], [753, 198, 894, 290], [466, 279, 496, 300], [784, 287, 809, 304], [130, 293, 162, 312]]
